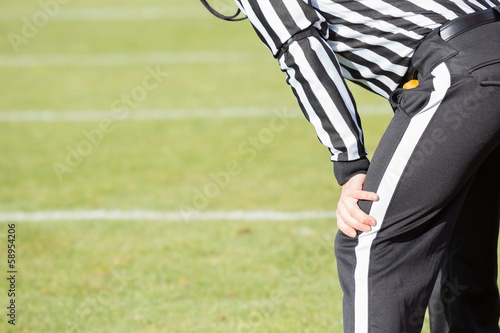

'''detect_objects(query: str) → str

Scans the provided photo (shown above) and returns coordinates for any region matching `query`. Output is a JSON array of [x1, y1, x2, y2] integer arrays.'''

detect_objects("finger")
[[351, 189, 379, 201], [337, 205, 373, 233], [348, 205, 377, 226], [338, 195, 377, 226], [336, 214, 358, 238]]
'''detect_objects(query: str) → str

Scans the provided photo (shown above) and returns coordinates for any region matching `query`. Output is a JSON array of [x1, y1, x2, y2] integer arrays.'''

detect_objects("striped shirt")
[[234, 0, 500, 183]]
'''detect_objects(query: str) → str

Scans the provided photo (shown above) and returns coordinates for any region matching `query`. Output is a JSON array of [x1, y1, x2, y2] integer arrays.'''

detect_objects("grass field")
[[0, 1, 448, 332]]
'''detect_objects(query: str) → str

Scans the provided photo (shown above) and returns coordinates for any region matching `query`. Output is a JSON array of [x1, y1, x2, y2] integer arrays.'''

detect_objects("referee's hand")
[[336, 174, 379, 238]]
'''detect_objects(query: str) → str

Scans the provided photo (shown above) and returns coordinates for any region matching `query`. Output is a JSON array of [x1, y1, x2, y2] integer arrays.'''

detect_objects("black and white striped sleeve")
[[235, 0, 370, 184]]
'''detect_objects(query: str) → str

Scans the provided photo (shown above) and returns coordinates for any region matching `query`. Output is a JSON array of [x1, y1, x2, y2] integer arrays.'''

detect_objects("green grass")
[[0, 0, 443, 332], [0, 112, 390, 212], [3, 219, 343, 333]]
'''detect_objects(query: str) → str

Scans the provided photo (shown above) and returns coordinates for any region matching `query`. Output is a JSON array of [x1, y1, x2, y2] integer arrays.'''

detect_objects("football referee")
[[200, 0, 500, 332]]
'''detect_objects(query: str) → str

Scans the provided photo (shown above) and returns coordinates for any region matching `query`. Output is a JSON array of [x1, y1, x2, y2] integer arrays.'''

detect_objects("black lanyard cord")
[[199, 0, 247, 21]]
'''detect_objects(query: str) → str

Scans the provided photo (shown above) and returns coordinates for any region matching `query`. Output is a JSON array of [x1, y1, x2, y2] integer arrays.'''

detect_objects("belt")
[[440, 6, 500, 41]]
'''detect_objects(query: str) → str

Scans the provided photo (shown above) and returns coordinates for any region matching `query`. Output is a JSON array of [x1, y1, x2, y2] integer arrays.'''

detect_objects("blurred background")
[[0, 0, 393, 332]]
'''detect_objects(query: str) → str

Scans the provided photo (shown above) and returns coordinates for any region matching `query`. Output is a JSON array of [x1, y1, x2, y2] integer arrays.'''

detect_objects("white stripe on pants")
[[353, 63, 452, 333]]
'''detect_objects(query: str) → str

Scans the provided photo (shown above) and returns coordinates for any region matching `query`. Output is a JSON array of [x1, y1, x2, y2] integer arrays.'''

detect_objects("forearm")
[[237, 0, 369, 184], [276, 31, 369, 184]]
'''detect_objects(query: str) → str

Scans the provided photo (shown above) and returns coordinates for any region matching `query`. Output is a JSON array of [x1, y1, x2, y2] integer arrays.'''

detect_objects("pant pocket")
[[389, 87, 404, 112], [470, 60, 500, 86], [390, 84, 435, 118]]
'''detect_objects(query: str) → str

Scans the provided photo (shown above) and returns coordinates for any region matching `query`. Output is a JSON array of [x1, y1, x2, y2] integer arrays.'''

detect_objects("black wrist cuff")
[[333, 157, 370, 185]]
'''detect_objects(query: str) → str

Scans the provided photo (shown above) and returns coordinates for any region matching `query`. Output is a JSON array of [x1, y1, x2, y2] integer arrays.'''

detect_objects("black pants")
[[334, 17, 500, 333]]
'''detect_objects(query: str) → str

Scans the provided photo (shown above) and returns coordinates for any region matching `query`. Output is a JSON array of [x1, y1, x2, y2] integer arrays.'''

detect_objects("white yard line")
[[0, 51, 268, 67], [0, 107, 302, 122], [0, 105, 389, 122], [0, 210, 336, 222], [0, 6, 210, 21]]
